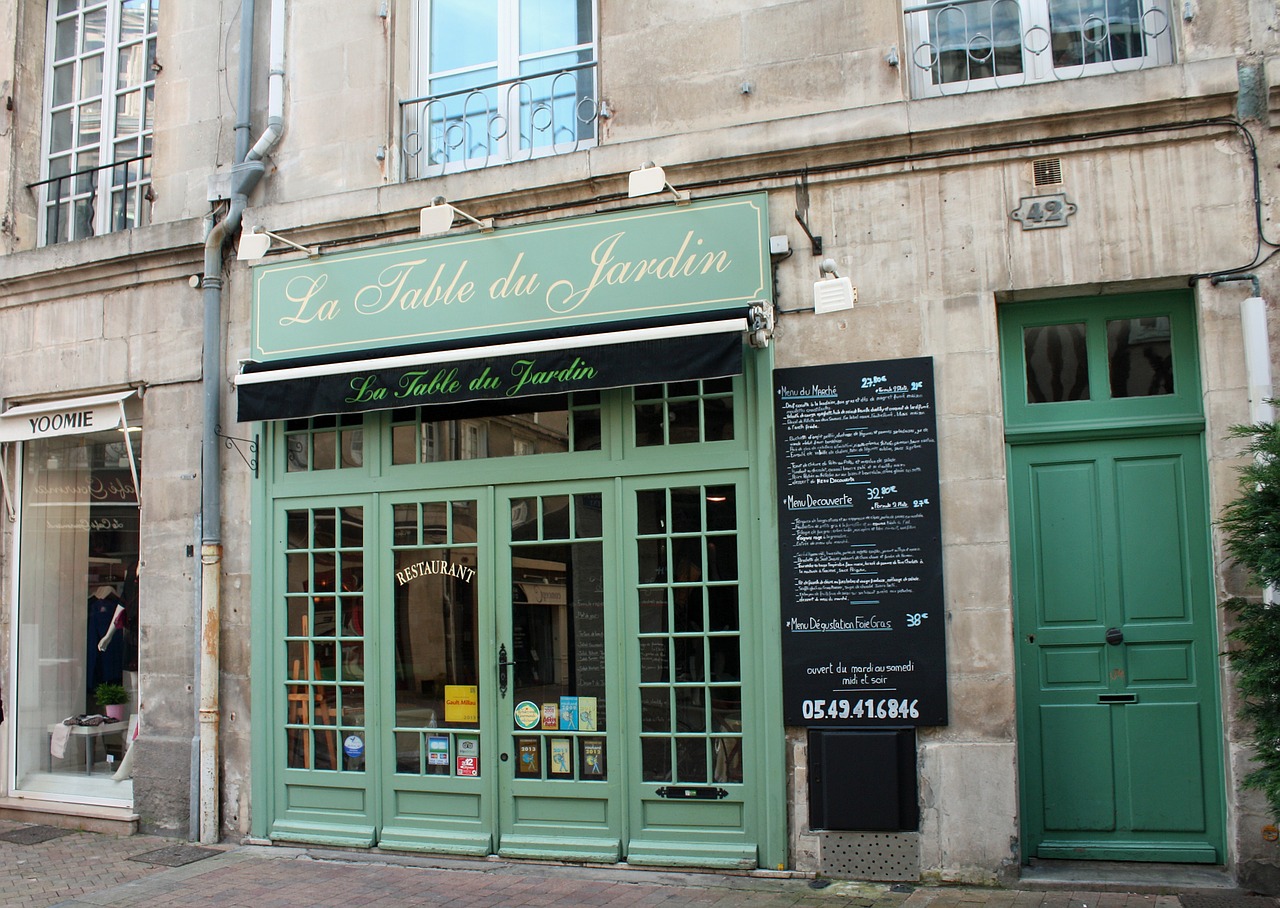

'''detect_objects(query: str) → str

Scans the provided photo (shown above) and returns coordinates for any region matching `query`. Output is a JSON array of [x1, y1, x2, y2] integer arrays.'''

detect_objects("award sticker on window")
[[343, 735, 364, 759], [514, 700, 540, 730]]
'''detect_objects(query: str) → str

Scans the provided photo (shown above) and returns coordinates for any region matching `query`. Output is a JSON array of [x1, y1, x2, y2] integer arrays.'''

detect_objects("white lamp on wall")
[[627, 162, 690, 204], [236, 226, 316, 261], [419, 197, 495, 236], [812, 258, 856, 313]]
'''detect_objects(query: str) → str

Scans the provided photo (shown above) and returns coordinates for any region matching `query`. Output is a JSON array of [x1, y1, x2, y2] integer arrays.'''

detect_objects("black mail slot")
[[1098, 693, 1138, 704]]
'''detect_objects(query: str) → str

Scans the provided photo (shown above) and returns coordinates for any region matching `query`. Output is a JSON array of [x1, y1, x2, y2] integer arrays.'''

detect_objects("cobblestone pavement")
[[0, 819, 1263, 908]]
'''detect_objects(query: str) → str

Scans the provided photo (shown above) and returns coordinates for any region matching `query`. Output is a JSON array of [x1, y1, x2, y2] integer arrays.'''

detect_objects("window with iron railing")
[[403, 0, 598, 179], [39, 0, 158, 245], [902, 0, 1174, 98]]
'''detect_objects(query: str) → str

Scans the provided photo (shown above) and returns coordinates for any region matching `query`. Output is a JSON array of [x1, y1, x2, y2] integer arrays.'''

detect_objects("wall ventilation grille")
[[819, 832, 920, 881], [1033, 158, 1063, 187]]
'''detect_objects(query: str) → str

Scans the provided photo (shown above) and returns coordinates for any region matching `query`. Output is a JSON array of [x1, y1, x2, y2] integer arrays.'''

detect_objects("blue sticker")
[[343, 734, 364, 758]]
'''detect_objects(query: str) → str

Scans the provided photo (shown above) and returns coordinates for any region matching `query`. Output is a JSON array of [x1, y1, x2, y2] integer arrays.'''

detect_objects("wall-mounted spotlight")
[[813, 258, 856, 313], [420, 196, 495, 236], [236, 226, 316, 261], [627, 162, 690, 204]]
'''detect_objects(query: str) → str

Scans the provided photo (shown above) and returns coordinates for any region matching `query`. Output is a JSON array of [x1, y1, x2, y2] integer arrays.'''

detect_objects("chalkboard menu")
[[774, 357, 948, 726]]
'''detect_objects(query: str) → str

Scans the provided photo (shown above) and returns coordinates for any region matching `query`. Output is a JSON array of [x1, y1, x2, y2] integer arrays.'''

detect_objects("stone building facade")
[[0, 0, 1278, 890]]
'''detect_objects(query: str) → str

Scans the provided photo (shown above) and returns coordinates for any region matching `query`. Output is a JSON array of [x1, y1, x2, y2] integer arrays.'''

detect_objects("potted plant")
[[94, 682, 129, 722]]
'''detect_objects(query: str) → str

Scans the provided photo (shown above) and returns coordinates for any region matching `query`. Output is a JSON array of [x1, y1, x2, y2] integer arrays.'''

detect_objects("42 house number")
[[1010, 193, 1078, 230]]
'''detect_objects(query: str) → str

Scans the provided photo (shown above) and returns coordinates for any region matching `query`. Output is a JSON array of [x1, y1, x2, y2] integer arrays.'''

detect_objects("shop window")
[[39, 0, 159, 245], [402, 0, 598, 178], [284, 505, 366, 771], [636, 485, 743, 785], [13, 425, 141, 801], [633, 379, 735, 447], [390, 393, 600, 465], [903, 0, 1174, 98], [508, 494, 608, 781], [283, 414, 365, 472]]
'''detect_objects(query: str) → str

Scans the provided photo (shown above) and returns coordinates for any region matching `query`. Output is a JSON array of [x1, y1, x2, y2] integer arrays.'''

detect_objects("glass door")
[[378, 492, 494, 854], [496, 486, 623, 861]]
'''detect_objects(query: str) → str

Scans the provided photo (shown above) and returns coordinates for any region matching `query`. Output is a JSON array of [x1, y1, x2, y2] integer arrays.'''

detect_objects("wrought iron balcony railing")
[[30, 153, 154, 246], [902, 0, 1174, 97], [400, 61, 600, 180]]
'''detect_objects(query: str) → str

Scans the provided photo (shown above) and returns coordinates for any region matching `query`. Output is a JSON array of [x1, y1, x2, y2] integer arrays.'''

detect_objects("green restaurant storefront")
[[241, 195, 788, 868]]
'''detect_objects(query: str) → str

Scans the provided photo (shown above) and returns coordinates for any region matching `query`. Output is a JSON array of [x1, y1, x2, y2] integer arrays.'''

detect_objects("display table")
[[48, 720, 128, 774]]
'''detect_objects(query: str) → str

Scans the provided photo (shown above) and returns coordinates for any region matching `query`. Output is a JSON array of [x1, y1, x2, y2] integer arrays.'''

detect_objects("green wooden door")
[[1002, 292, 1224, 864], [1009, 436, 1223, 861]]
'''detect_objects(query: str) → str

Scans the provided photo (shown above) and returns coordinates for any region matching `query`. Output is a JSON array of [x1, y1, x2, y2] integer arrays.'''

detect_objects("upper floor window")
[[903, 0, 1174, 98], [402, 0, 598, 179], [39, 0, 158, 245]]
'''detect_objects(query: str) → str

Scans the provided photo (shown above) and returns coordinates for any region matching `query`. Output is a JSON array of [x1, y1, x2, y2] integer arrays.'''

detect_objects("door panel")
[[625, 478, 758, 869], [379, 493, 492, 854], [1012, 435, 1223, 863], [272, 498, 378, 847], [1040, 704, 1114, 831], [497, 487, 623, 862]]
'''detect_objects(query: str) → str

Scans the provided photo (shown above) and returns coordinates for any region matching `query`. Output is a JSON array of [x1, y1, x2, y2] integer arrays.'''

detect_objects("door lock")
[[498, 643, 517, 697], [1105, 627, 1125, 646]]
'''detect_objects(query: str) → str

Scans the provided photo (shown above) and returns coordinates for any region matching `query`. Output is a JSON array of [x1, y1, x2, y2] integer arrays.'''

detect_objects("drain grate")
[[819, 831, 919, 882], [128, 845, 222, 867], [1182, 898, 1279, 908], [0, 825, 74, 845]]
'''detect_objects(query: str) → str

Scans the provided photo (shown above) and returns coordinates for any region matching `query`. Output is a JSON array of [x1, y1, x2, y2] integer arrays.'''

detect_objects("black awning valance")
[[235, 315, 747, 423]]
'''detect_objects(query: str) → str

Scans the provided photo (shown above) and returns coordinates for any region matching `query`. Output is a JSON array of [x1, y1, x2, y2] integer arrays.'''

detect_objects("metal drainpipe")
[[197, 0, 285, 845], [1212, 273, 1274, 604]]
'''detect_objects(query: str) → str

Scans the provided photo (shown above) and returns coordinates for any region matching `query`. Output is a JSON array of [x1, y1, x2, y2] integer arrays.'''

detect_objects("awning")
[[235, 312, 750, 423], [0, 389, 137, 443], [0, 389, 141, 519]]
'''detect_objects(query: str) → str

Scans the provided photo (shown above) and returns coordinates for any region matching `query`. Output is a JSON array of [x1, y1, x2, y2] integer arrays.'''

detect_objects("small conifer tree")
[[1220, 416, 1280, 819]]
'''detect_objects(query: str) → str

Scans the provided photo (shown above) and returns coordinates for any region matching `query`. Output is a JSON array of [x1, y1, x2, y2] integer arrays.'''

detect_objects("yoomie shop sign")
[[0, 390, 138, 444]]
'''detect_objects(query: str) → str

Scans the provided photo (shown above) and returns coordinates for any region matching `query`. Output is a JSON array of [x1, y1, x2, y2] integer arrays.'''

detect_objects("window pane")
[[52, 63, 76, 106], [50, 109, 74, 153], [55, 17, 78, 60], [82, 6, 106, 52], [520, 0, 592, 55], [1023, 323, 1090, 403], [120, 0, 147, 42], [77, 99, 101, 146], [430, 0, 498, 73], [1049, 0, 1146, 67], [1107, 316, 1174, 398], [930, 0, 1024, 84], [117, 42, 142, 90]]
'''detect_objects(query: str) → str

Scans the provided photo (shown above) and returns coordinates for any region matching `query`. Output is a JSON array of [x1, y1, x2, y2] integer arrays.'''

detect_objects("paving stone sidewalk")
[[0, 819, 1266, 908]]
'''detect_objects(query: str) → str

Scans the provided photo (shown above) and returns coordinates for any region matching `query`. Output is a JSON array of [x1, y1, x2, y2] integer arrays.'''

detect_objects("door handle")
[[498, 643, 517, 697], [1105, 627, 1124, 646]]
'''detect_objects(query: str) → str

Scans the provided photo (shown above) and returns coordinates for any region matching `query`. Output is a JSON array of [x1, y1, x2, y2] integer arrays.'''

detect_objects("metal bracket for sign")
[[794, 171, 823, 256], [1010, 193, 1077, 230], [215, 425, 259, 477], [655, 786, 729, 800], [0, 445, 15, 522]]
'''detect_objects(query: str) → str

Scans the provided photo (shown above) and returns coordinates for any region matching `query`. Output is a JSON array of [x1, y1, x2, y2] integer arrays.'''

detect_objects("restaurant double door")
[[270, 475, 759, 866]]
